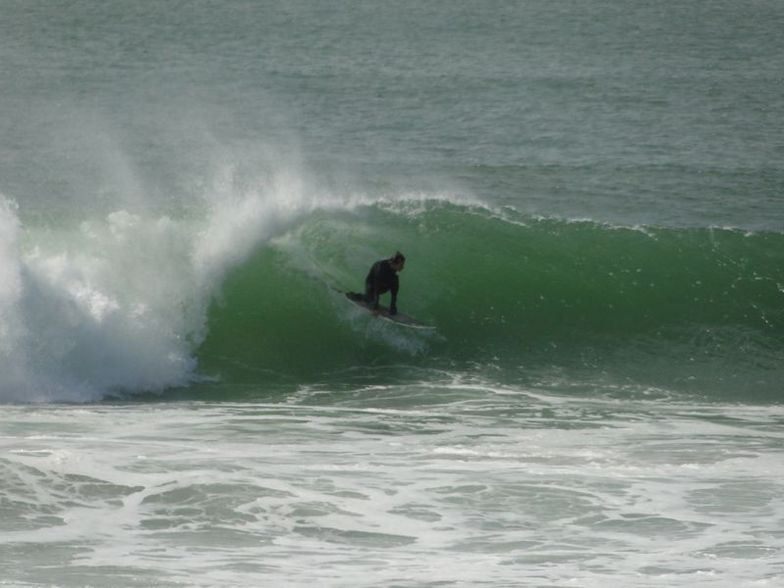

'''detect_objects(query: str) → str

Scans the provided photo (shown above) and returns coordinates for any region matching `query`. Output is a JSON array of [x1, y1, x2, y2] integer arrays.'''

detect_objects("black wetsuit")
[[364, 259, 399, 314]]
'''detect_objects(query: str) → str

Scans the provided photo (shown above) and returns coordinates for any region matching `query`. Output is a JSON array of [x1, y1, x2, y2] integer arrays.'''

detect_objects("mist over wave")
[[0, 157, 332, 402]]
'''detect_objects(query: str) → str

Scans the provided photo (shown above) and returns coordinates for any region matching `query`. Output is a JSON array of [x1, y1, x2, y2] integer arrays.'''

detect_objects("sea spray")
[[0, 163, 321, 402], [0, 198, 197, 401], [0, 197, 29, 399]]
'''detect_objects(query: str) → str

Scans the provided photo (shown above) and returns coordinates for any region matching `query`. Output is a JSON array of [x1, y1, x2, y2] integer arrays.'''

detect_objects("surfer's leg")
[[364, 280, 373, 303]]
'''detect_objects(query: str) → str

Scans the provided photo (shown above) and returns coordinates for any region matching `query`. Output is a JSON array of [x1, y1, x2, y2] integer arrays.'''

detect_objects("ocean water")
[[1, 1, 783, 586]]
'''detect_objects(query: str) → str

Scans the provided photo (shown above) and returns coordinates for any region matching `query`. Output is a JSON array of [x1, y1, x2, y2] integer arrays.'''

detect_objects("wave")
[[199, 199, 784, 398], [2, 187, 783, 403]]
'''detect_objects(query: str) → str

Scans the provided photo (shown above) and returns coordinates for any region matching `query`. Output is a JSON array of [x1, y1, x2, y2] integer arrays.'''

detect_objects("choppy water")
[[1, 1, 783, 586], [4, 391, 784, 587]]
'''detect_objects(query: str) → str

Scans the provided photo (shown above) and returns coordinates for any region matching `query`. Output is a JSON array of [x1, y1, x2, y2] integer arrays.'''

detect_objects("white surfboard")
[[344, 292, 434, 330]]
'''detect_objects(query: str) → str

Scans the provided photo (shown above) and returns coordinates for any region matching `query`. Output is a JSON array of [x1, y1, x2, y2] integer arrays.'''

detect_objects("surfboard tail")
[[345, 291, 365, 303]]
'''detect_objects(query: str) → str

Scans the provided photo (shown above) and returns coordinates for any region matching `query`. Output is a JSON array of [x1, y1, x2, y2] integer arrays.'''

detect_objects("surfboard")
[[343, 292, 434, 330]]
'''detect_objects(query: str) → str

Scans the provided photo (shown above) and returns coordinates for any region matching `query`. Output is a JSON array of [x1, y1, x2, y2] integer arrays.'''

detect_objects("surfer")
[[343, 251, 429, 328], [361, 251, 405, 316]]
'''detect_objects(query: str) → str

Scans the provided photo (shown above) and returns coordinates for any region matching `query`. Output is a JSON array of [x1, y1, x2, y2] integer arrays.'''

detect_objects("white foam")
[[0, 198, 30, 397], [2, 393, 783, 586], [0, 163, 319, 402]]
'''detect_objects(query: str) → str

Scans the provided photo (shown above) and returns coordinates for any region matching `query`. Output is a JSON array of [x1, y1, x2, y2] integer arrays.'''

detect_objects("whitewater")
[[2, 1, 784, 586], [0, 166, 338, 401]]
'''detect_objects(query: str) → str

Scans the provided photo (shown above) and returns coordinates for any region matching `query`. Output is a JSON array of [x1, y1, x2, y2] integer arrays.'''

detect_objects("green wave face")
[[197, 201, 784, 399]]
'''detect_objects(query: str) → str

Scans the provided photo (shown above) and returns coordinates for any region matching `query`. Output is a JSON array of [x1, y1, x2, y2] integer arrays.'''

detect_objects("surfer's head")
[[391, 251, 406, 271]]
